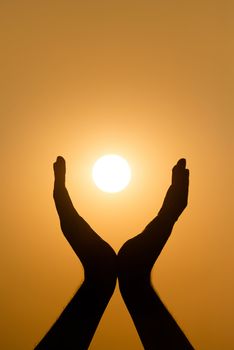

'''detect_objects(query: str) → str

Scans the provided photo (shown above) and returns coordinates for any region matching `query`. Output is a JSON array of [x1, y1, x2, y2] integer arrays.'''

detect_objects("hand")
[[158, 158, 189, 222]]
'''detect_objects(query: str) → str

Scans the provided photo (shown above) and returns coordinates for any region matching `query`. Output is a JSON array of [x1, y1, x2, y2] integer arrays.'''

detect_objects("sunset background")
[[1, 1, 234, 349]]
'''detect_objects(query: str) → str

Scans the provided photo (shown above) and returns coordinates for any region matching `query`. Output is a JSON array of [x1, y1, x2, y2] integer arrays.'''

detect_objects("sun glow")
[[92, 155, 132, 193]]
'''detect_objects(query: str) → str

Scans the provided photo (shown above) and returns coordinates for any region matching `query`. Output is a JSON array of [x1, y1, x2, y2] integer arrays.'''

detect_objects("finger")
[[177, 158, 186, 168], [172, 158, 188, 186], [53, 156, 66, 182]]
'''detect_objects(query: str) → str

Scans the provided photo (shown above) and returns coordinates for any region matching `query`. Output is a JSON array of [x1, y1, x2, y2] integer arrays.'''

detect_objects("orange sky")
[[1, 1, 234, 349]]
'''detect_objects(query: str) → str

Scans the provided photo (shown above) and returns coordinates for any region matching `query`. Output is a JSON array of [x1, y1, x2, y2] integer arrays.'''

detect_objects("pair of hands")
[[53, 156, 189, 276], [37, 156, 192, 349]]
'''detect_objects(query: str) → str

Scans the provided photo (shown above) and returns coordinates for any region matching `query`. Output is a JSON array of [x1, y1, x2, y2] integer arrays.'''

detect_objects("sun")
[[92, 154, 132, 193]]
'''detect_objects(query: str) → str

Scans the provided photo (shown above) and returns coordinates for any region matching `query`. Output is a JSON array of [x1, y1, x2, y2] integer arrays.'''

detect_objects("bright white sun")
[[92, 154, 132, 193]]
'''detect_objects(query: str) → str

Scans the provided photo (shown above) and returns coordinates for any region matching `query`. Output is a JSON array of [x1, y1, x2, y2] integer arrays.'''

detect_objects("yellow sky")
[[1, 1, 234, 349]]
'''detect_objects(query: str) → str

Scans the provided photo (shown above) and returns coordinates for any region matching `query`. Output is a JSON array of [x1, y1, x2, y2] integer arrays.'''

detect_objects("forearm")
[[35, 276, 116, 350], [36, 156, 117, 349], [119, 279, 193, 350]]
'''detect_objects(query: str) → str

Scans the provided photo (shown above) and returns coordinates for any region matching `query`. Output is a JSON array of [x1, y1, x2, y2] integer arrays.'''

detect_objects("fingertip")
[[177, 158, 186, 167], [53, 156, 66, 173], [56, 155, 65, 162]]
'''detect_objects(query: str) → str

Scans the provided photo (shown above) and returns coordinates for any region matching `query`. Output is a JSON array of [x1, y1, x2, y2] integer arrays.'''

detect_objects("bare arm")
[[35, 157, 117, 349], [118, 159, 194, 349]]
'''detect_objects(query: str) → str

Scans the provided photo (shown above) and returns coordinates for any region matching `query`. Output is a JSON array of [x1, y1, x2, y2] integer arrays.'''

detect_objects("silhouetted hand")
[[53, 155, 66, 185], [158, 158, 189, 221], [118, 159, 193, 349], [35, 157, 193, 350], [35, 157, 117, 349]]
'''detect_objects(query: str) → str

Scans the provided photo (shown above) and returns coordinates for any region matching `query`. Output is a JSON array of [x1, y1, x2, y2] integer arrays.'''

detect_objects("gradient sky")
[[1, 1, 234, 349]]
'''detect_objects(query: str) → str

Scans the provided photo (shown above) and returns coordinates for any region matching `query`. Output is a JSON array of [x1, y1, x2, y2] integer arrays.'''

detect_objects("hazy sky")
[[1, 1, 234, 349]]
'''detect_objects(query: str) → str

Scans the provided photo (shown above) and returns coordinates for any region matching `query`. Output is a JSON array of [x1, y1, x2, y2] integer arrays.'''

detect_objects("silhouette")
[[35, 157, 117, 349], [118, 159, 194, 349], [35, 157, 194, 349]]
